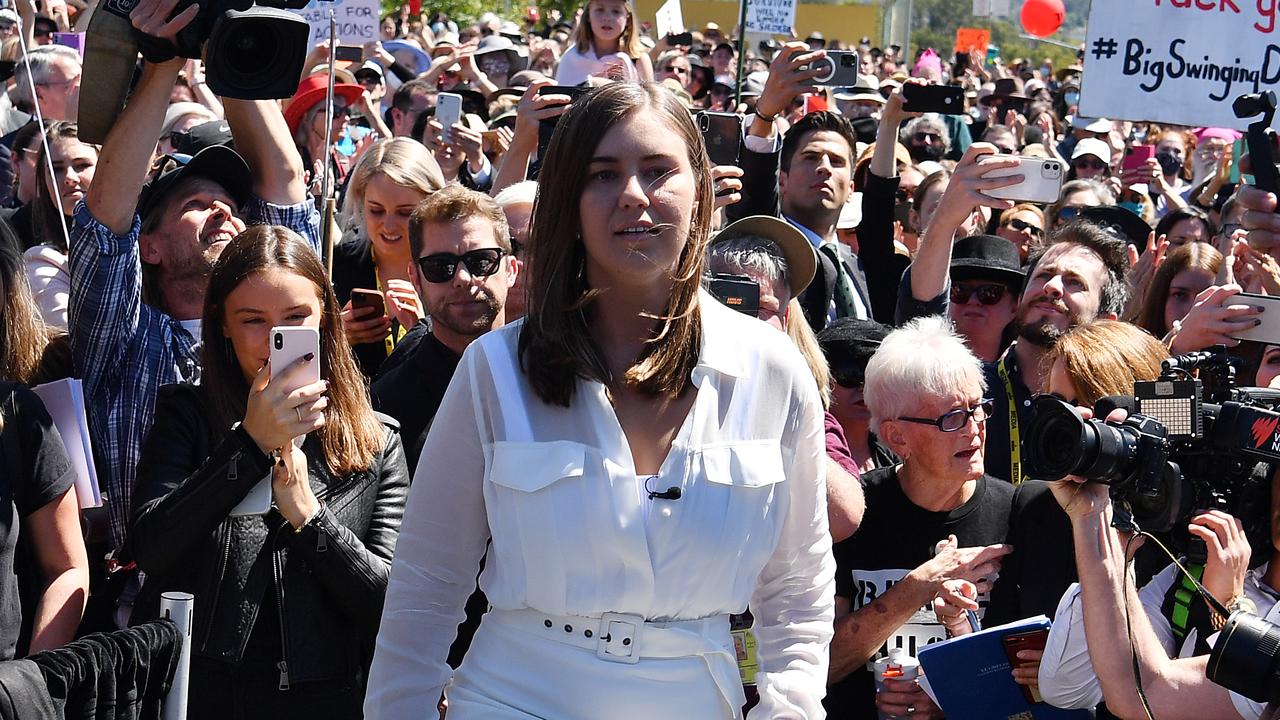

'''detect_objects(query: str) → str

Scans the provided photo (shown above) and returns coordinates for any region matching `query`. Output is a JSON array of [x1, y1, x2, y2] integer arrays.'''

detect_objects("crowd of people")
[[2, 0, 1280, 717]]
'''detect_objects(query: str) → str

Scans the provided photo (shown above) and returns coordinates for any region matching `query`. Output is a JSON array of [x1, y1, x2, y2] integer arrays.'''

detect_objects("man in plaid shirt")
[[68, 16, 320, 564]]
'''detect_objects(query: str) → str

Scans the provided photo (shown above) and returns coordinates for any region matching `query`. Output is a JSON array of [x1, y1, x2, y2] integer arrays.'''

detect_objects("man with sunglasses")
[[67, 0, 319, 570]]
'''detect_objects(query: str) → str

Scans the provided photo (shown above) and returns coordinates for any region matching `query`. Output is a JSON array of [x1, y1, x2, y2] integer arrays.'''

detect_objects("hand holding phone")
[[436, 92, 463, 143], [902, 83, 964, 114], [981, 156, 1064, 204], [350, 288, 386, 319], [240, 327, 326, 456]]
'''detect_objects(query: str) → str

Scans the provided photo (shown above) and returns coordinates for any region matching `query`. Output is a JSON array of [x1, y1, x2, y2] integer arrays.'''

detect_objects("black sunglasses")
[[415, 248, 506, 283], [1005, 217, 1043, 237], [950, 282, 1009, 306], [831, 364, 865, 389]]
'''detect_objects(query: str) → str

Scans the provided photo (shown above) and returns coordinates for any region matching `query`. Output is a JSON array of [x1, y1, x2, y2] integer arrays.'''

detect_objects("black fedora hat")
[[1077, 205, 1152, 248], [949, 234, 1025, 287]]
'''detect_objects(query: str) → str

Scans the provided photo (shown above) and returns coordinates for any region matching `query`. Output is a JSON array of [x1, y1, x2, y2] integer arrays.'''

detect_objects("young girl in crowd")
[[24, 121, 98, 330], [367, 81, 831, 719], [130, 226, 410, 719], [333, 138, 444, 377], [555, 0, 653, 86]]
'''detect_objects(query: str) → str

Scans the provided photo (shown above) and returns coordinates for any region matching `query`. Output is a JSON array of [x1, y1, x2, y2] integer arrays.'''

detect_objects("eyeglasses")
[[895, 186, 915, 203], [1219, 222, 1242, 238], [1005, 217, 1043, 237], [415, 248, 506, 283], [898, 398, 994, 432], [831, 364, 865, 389], [994, 145, 1017, 155], [914, 132, 942, 143], [950, 282, 1009, 306], [1072, 157, 1107, 170]]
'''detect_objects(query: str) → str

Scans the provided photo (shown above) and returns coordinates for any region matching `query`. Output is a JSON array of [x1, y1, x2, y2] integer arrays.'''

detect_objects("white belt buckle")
[[596, 612, 644, 664]]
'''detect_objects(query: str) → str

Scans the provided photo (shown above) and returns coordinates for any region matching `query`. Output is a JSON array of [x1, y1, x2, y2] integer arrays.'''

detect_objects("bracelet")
[[1211, 594, 1257, 631], [294, 503, 322, 534], [754, 111, 777, 124]]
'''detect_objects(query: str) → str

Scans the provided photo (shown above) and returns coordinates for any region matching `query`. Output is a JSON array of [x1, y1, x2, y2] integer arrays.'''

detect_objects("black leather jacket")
[[130, 384, 410, 687]]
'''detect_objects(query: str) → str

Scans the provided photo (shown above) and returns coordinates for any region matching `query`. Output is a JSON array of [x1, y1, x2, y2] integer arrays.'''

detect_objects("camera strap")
[[997, 355, 1027, 485], [1167, 562, 1206, 643]]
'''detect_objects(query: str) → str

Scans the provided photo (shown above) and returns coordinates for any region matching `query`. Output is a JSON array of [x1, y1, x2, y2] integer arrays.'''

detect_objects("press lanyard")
[[997, 354, 1027, 485], [371, 255, 408, 359]]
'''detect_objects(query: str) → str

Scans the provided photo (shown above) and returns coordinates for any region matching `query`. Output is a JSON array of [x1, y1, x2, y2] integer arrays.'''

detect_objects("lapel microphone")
[[644, 475, 682, 500]]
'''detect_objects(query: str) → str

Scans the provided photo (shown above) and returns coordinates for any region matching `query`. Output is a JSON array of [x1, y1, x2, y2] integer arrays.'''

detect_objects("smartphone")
[[535, 85, 587, 162], [667, 31, 692, 46], [806, 50, 860, 88], [953, 51, 970, 78], [436, 92, 463, 142], [1231, 137, 1247, 184], [1123, 144, 1155, 173], [894, 201, 914, 232], [350, 288, 386, 319], [1002, 629, 1049, 704], [988, 45, 1001, 63], [229, 474, 273, 517], [708, 273, 760, 316], [270, 326, 321, 449], [902, 83, 965, 114], [1227, 292, 1280, 344], [982, 156, 1065, 204], [52, 32, 84, 55], [334, 45, 363, 63], [0, 60, 16, 83], [697, 111, 742, 167]]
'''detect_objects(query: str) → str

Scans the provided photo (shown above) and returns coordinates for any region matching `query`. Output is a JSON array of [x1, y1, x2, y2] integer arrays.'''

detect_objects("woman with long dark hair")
[[130, 225, 410, 719], [367, 82, 833, 719]]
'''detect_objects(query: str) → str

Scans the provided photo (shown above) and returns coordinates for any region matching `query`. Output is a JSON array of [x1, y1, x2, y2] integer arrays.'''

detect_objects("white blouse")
[[366, 293, 835, 718]]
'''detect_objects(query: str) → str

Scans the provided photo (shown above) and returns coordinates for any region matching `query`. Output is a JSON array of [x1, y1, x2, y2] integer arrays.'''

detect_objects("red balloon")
[[1021, 0, 1065, 37]]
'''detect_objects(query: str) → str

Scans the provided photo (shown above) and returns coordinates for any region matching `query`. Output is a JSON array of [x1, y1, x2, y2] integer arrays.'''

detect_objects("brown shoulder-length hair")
[[1042, 320, 1168, 407], [519, 82, 713, 407], [1133, 242, 1221, 337], [572, 0, 646, 59], [0, 227, 50, 386], [201, 226, 384, 475], [33, 121, 97, 253]]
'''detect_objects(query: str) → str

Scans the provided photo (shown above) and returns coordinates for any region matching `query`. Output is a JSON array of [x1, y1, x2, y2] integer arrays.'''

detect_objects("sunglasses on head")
[[415, 248, 506, 283], [1005, 217, 1042, 237], [950, 282, 1009, 305]]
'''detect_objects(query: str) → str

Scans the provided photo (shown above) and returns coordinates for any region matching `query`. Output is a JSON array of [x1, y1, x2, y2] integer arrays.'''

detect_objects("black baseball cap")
[[137, 145, 252, 221], [1077, 205, 1152, 248]]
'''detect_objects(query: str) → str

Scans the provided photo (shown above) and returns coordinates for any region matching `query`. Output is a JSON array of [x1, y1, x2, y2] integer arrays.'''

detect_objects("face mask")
[[1064, 91, 1080, 107], [1119, 201, 1145, 216], [1155, 150, 1182, 176]]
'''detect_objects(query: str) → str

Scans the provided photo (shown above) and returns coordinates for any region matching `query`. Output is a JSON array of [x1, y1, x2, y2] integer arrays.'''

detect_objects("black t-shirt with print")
[[825, 464, 1013, 718], [0, 383, 74, 660]]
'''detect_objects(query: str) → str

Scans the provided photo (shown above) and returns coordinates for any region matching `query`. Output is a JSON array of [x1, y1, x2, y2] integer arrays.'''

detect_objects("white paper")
[[745, 0, 796, 36], [655, 0, 684, 40], [31, 378, 101, 509], [1080, 0, 1280, 130], [298, 0, 379, 47]]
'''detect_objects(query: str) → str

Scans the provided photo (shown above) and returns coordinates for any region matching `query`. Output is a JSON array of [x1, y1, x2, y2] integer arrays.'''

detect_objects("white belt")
[[489, 608, 732, 665]]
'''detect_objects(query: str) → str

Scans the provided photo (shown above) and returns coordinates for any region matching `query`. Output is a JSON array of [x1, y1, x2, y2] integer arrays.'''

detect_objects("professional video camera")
[[1024, 347, 1280, 535], [80, 0, 310, 143]]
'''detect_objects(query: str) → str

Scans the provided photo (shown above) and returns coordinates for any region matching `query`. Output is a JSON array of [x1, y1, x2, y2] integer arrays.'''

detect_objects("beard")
[[1012, 298, 1086, 348], [910, 142, 945, 163], [165, 241, 219, 289], [429, 286, 502, 337]]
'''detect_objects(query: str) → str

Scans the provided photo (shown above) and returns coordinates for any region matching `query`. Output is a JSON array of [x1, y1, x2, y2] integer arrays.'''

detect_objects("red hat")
[[284, 73, 365, 134]]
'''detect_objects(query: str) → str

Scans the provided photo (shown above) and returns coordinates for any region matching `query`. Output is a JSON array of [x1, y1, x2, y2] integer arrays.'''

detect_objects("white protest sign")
[[1080, 0, 1280, 130], [973, 0, 991, 16], [745, 0, 797, 36], [655, 0, 685, 39], [991, 0, 1010, 17], [299, 0, 379, 47]]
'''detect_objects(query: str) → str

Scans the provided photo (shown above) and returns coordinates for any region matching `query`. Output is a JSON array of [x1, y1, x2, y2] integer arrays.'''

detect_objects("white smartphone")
[[229, 474, 273, 517], [982, 156, 1066, 204], [436, 92, 462, 143], [1226, 292, 1280, 344], [269, 326, 321, 449]]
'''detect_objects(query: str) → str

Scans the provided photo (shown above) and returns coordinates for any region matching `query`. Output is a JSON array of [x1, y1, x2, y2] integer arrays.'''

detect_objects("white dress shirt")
[[366, 292, 835, 719]]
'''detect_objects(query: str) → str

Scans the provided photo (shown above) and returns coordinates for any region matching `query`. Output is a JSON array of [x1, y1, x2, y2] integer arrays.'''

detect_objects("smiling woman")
[[333, 138, 445, 377], [366, 83, 835, 720]]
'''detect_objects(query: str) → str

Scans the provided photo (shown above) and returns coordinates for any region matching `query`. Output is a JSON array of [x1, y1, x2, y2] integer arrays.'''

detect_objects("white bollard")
[[160, 591, 194, 720]]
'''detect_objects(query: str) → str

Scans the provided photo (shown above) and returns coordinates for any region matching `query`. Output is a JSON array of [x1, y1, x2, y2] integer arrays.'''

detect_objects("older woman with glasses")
[[826, 315, 1013, 719], [995, 203, 1045, 262]]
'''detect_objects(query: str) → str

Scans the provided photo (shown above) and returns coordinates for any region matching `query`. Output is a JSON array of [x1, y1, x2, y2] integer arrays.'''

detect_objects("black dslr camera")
[[1025, 348, 1279, 535], [81, 0, 310, 143]]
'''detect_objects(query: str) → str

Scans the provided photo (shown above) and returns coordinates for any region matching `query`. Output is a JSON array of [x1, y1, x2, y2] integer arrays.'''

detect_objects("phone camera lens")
[[274, 334, 283, 350]]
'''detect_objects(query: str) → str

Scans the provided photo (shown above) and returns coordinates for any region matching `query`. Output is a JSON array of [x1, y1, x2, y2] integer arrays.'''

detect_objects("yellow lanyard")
[[371, 258, 408, 359], [996, 354, 1027, 485]]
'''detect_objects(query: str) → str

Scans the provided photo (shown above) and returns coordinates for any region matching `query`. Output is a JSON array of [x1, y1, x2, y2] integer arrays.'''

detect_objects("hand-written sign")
[[299, 0, 379, 47], [745, 0, 797, 36], [955, 27, 992, 58], [1080, 0, 1280, 129]]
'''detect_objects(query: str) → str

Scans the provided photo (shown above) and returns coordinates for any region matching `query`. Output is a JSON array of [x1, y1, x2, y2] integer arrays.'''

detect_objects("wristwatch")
[[1211, 594, 1258, 631]]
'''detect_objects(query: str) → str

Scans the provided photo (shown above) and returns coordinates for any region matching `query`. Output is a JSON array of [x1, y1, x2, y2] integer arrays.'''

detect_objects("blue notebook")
[[917, 615, 1091, 720]]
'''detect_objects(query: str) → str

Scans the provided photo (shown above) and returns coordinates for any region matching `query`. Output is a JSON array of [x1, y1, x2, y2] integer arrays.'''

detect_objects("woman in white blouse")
[[365, 82, 834, 719]]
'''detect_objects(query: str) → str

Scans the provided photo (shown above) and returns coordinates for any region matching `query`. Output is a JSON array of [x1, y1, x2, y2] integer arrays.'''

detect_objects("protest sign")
[[973, 0, 991, 15], [299, 0, 379, 47], [1080, 0, 1280, 129], [655, 0, 684, 39], [955, 27, 991, 58], [746, 0, 797, 36], [991, 0, 1010, 17]]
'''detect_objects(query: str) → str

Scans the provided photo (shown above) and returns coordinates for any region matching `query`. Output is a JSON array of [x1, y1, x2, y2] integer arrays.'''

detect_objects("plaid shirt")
[[68, 198, 321, 550]]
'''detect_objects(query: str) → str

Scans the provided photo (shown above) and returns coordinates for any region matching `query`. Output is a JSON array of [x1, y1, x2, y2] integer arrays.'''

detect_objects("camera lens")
[[1025, 394, 1139, 482], [274, 333, 283, 350], [841, 54, 856, 67]]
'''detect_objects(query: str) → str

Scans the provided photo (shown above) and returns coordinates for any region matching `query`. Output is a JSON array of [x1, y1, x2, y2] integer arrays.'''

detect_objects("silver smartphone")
[[436, 92, 463, 142], [982, 156, 1065, 204], [1226, 292, 1280, 345]]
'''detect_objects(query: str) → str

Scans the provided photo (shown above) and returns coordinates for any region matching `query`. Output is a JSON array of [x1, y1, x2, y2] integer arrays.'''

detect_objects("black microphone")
[[644, 476, 682, 500]]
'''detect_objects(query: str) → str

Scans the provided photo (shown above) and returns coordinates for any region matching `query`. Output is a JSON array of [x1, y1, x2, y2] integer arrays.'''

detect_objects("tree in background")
[[908, 0, 1084, 72]]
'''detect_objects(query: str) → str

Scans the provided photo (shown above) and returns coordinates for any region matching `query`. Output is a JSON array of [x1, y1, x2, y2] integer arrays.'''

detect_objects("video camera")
[[1024, 347, 1279, 536], [80, 0, 310, 143]]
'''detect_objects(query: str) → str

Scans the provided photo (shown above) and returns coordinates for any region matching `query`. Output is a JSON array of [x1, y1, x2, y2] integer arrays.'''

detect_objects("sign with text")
[[655, 0, 684, 39], [1080, 0, 1280, 129], [299, 0, 379, 47], [745, 0, 797, 36], [955, 27, 991, 58]]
